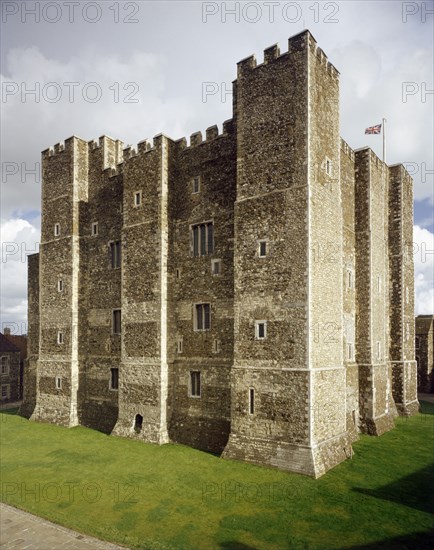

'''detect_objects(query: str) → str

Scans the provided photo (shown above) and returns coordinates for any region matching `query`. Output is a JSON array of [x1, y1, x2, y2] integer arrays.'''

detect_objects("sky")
[[1, 0, 433, 333]]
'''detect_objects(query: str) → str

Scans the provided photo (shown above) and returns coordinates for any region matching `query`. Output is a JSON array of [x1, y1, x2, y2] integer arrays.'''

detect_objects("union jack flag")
[[365, 124, 382, 134]]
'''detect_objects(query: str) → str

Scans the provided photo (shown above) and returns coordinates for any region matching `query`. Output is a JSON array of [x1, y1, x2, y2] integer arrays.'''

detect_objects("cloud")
[[413, 225, 434, 315], [0, 218, 40, 334]]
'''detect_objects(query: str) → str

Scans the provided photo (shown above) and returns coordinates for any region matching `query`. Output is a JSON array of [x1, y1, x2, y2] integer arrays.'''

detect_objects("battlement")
[[341, 138, 355, 161], [237, 29, 339, 80], [173, 119, 234, 152], [41, 136, 82, 160]]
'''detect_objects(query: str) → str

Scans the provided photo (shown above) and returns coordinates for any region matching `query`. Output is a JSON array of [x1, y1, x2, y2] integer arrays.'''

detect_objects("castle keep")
[[21, 31, 418, 477]]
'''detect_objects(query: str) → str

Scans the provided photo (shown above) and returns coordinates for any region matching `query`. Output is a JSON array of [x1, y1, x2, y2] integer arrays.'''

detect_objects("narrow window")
[[213, 339, 221, 353], [249, 388, 255, 414], [416, 336, 420, 350], [376, 341, 381, 360], [54, 223, 60, 237], [110, 368, 119, 390], [55, 377, 62, 390], [258, 240, 267, 258], [1, 385, 10, 399], [192, 222, 213, 256], [110, 241, 121, 268], [211, 259, 221, 276], [176, 268, 181, 279], [195, 303, 211, 331], [190, 371, 201, 397], [134, 191, 142, 207], [347, 269, 353, 289], [192, 176, 200, 194], [255, 321, 267, 340], [113, 309, 121, 335], [1, 357, 9, 375], [326, 159, 332, 176], [177, 338, 183, 354], [134, 414, 143, 433], [57, 331, 64, 344], [91, 222, 98, 236], [57, 279, 63, 292]]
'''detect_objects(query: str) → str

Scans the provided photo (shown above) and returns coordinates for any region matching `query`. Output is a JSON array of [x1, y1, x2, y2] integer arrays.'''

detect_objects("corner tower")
[[223, 31, 351, 477]]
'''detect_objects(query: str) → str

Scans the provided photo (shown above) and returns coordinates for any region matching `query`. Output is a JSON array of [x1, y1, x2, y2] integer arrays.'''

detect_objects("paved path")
[[0, 503, 128, 549]]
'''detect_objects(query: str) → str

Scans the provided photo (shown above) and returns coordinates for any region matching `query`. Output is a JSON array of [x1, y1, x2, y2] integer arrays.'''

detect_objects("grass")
[[1, 403, 433, 550]]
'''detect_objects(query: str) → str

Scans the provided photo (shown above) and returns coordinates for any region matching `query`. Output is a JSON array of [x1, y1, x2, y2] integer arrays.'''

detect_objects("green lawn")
[[1, 403, 433, 550]]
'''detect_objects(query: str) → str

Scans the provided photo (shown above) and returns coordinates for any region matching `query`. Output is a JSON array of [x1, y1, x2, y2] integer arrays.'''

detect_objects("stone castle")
[[21, 30, 418, 477]]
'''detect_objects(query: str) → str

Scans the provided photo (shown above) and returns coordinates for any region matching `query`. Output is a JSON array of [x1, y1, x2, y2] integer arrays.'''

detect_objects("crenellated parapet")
[[341, 138, 355, 161], [237, 30, 339, 81]]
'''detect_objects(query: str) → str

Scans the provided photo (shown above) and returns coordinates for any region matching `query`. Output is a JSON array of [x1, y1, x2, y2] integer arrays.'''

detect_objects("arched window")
[[134, 414, 143, 433]]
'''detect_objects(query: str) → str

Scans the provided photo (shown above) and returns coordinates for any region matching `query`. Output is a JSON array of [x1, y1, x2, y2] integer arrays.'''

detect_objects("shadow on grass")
[[353, 463, 434, 514], [219, 543, 259, 549], [342, 530, 434, 550]]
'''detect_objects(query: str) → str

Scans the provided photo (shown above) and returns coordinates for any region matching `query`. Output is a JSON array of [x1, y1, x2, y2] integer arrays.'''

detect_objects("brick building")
[[415, 315, 434, 393], [20, 30, 418, 477], [0, 333, 21, 403]]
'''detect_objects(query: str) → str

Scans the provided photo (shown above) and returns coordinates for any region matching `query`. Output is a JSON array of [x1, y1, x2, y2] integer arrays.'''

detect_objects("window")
[[195, 303, 211, 331], [110, 241, 121, 268], [190, 371, 201, 397], [376, 341, 381, 361], [347, 269, 354, 289], [192, 176, 200, 194], [57, 279, 63, 292], [213, 339, 221, 354], [1, 357, 9, 375], [177, 338, 183, 354], [54, 223, 60, 237], [326, 159, 332, 176], [55, 377, 62, 390], [211, 259, 221, 276], [258, 240, 267, 258], [192, 222, 213, 256], [347, 342, 354, 361], [176, 268, 181, 279], [416, 336, 420, 350], [134, 191, 142, 207], [255, 321, 267, 340], [110, 368, 119, 390], [91, 222, 98, 236], [113, 309, 121, 335], [249, 388, 255, 415], [1, 385, 10, 399], [57, 332, 64, 344]]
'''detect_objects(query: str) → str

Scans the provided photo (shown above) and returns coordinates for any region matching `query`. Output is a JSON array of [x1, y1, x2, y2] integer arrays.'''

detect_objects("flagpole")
[[382, 117, 387, 165]]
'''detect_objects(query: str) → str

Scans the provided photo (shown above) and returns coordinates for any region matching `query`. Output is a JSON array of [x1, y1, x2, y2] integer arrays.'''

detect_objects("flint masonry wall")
[[20, 253, 39, 417], [340, 140, 359, 440], [389, 165, 418, 413], [415, 316, 434, 392], [168, 122, 236, 453], [79, 137, 123, 433], [22, 29, 418, 478]]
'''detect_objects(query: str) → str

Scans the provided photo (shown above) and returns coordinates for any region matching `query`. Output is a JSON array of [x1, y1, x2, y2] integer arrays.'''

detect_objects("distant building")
[[416, 315, 434, 393], [3, 328, 27, 399], [0, 333, 21, 403]]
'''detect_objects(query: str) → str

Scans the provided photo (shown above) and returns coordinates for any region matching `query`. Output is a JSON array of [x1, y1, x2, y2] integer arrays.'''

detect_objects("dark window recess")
[[111, 368, 119, 390], [196, 303, 211, 330], [110, 241, 121, 268], [258, 323, 265, 339], [113, 310, 121, 334], [134, 414, 143, 433], [192, 223, 213, 256], [259, 241, 267, 257], [249, 388, 255, 414], [190, 371, 201, 397]]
